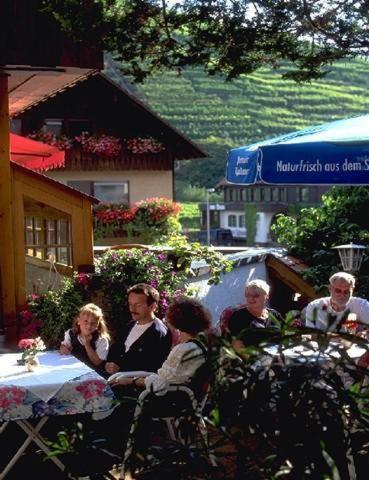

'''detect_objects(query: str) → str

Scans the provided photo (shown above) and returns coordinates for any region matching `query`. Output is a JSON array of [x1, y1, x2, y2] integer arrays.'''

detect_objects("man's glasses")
[[332, 287, 352, 295]]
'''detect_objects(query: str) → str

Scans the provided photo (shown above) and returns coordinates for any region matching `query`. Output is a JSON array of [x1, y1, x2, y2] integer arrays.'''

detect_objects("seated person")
[[109, 296, 211, 396], [60, 303, 110, 371], [305, 272, 369, 333], [105, 283, 172, 377], [97, 297, 211, 453], [225, 279, 283, 347]]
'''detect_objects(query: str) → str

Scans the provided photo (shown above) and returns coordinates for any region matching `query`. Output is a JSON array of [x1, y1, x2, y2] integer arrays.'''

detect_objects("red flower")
[[75, 273, 90, 286]]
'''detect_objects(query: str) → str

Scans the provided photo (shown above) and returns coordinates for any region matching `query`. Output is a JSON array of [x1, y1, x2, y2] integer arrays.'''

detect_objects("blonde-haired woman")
[[60, 303, 110, 370]]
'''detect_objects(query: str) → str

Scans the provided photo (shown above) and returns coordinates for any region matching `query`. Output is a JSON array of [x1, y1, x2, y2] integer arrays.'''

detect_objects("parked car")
[[197, 228, 233, 246]]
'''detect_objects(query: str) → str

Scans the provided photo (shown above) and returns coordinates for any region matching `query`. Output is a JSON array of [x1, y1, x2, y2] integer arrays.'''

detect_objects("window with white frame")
[[67, 181, 129, 203], [228, 214, 237, 227], [42, 118, 63, 136], [94, 182, 129, 203], [239, 214, 245, 227]]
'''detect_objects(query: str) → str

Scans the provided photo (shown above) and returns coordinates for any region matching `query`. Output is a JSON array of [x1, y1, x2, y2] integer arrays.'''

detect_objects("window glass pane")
[[254, 188, 261, 201], [279, 188, 286, 202], [239, 215, 245, 227], [25, 217, 34, 251], [35, 230, 44, 246], [58, 247, 70, 265], [301, 187, 309, 202], [59, 220, 68, 244], [35, 248, 44, 260], [34, 218, 43, 229], [228, 215, 236, 227], [94, 182, 129, 203], [42, 119, 63, 136], [264, 187, 271, 202], [272, 188, 279, 201], [47, 220, 56, 244]]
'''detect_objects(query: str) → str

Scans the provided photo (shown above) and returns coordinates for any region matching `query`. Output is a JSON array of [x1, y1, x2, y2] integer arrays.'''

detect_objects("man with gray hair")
[[305, 272, 369, 332]]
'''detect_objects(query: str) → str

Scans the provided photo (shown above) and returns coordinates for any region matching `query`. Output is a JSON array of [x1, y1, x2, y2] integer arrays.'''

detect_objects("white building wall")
[[255, 212, 275, 243], [190, 258, 268, 324]]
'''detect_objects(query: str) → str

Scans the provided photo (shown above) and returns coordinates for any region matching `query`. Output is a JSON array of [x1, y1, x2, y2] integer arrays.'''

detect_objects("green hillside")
[[107, 58, 369, 189]]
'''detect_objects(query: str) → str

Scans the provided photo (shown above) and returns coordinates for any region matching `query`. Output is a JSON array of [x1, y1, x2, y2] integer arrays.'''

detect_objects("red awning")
[[10, 133, 65, 171]]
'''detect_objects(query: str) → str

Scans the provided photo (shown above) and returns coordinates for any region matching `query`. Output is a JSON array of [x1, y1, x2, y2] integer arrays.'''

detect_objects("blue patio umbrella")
[[226, 114, 369, 185]]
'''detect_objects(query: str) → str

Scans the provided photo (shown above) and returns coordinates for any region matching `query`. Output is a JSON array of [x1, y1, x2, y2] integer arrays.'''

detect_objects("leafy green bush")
[[272, 186, 369, 296], [178, 203, 201, 231], [207, 325, 369, 479], [19, 241, 232, 346]]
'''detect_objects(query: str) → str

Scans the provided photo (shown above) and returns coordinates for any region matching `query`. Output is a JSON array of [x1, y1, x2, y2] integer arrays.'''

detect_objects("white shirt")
[[62, 331, 109, 360], [124, 321, 153, 351], [144, 341, 206, 395], [305, 296, 369, 332]]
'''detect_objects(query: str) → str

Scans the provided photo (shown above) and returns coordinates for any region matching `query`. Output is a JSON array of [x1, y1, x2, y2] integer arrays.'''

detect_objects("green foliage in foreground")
[[112, 59, 369, 189], [272, 186, 369, 296]]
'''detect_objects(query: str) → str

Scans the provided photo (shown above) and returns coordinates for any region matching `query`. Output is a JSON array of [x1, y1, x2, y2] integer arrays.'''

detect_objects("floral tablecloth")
[[0, 352, 115, 422]]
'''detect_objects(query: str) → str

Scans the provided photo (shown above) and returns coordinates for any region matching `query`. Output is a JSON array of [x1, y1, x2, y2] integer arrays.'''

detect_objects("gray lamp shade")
[[332, 243, 366, 272]]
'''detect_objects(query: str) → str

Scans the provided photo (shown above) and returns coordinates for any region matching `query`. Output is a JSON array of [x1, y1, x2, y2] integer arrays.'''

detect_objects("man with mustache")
[[105, 283, 172, 376], [305, 272, 369, 333]]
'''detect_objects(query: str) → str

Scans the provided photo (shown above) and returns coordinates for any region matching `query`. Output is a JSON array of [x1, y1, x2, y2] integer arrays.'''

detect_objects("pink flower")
[[76, 380, 106, 400], [18, 338, 35, 349], [0, 386, 26, 409]]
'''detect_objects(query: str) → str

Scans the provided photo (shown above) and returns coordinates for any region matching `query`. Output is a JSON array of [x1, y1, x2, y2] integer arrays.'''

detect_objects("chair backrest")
[[187, 338, 211, 403], [218, 304, 247, 335]]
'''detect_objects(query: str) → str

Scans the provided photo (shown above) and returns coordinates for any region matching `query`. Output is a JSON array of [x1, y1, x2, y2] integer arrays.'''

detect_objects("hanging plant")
[[75, 132, 122, 157], [28, 131, 74, 151], [124, 137, 165, 154]]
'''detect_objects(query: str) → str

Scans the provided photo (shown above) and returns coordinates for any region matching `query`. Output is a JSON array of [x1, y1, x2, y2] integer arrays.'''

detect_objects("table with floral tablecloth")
[[0, 351, 116, 479], [0, 351, 115, 421]]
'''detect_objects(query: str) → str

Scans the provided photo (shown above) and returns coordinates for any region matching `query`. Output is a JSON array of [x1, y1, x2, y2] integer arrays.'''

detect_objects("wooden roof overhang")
[[266, 253, 318, 302], [9, 71, 208, 162], [7, 67, 96, 117]]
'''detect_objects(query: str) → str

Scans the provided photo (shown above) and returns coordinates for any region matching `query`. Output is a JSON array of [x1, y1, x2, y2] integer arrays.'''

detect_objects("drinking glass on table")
[[342, 313, 358, 335]]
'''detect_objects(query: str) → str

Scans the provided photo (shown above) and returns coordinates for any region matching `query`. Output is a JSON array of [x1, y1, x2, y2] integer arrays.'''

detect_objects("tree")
[[272, 186, 369, 295], [42, 0, 369, 82]]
